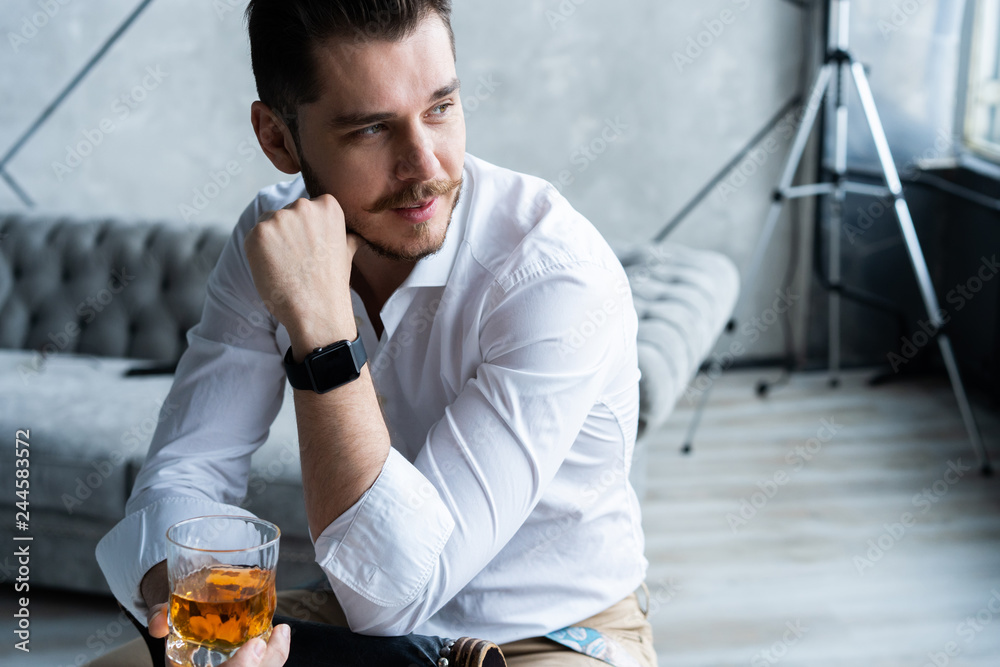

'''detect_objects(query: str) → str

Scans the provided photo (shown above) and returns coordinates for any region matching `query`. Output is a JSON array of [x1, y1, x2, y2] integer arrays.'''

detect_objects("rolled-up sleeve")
[[313, 259, 634, 635], [314, 447, 455, 606], [95, 197, 286, 624]]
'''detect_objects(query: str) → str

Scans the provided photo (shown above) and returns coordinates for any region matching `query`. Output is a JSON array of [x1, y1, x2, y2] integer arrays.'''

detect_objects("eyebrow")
[[329, 77, 461, 129]]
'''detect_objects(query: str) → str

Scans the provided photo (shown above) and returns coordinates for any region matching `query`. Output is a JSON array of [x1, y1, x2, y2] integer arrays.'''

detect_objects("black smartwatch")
[[283, 334, 368, 394]]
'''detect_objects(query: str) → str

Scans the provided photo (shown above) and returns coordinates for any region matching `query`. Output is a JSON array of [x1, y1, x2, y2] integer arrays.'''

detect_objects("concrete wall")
[[0, 0, 810, 361]]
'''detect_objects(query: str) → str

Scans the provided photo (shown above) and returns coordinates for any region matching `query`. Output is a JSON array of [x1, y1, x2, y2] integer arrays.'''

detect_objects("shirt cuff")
[[314, 448, 455, 607], [95, 496, 255, 625]]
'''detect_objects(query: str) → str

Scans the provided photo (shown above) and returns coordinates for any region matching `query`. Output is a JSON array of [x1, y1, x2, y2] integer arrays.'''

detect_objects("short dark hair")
[[245, 0, 455, 130]]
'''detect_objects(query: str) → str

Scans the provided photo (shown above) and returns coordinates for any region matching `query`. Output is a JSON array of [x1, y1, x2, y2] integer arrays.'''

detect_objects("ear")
[[251, 101, 302, 175]]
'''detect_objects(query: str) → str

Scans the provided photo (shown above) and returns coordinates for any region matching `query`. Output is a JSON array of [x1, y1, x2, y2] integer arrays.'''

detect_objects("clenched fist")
[[244, 195, 361, 360]]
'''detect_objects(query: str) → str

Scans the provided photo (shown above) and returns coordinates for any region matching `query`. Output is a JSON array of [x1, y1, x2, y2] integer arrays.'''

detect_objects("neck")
[[350, 246, 417, 317]]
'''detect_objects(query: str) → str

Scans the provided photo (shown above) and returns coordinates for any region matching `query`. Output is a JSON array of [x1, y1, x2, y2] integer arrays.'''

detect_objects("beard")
[[299, 155, 463, 263]]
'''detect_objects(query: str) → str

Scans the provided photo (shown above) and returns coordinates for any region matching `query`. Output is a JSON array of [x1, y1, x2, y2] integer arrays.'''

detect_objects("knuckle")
[[319, 193, 341, 212]]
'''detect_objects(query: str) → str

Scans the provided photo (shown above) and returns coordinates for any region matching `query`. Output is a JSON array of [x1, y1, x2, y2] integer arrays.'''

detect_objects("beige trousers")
[[89, 588, 657, 667]]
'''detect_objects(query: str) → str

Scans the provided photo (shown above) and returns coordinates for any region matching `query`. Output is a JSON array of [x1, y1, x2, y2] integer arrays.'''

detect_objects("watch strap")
[[283, 333, 367, 393]]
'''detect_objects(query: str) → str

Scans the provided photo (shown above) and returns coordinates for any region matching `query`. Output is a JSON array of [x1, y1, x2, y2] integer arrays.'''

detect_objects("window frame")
[[959, 0, 1000, 166]]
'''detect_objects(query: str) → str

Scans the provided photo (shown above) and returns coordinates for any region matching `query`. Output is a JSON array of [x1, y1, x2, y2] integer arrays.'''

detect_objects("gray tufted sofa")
[[0, 212, 737, 595]]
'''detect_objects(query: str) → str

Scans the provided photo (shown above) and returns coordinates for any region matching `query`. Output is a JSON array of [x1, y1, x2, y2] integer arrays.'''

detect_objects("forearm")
[[293, 363, 391, 542], [242, 194, 387, 540]]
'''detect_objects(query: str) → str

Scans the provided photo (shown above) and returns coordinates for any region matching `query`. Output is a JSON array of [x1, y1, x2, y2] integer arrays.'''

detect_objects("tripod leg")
[[828, 202, 843, 389], [850, 61, 993, 475], [938, 336, 992, 475], [743, 64, 835, 295], [828, 59, 852, 389]]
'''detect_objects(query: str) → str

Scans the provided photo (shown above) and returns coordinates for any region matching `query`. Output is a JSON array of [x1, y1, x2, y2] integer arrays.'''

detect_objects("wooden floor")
[[641, 369, 1000, 666]]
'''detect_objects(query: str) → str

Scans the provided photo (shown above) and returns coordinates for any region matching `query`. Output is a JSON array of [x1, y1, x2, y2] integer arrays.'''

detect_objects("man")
[[95, 1, 653, 665]]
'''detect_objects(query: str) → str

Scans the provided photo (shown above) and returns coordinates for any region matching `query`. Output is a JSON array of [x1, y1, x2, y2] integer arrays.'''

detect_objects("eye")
[[430, 102, 453, 116], [356, 123, 386, 137]]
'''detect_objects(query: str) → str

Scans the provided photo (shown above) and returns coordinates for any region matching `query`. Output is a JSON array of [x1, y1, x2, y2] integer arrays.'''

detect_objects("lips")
[[391, 197, 438, 224]]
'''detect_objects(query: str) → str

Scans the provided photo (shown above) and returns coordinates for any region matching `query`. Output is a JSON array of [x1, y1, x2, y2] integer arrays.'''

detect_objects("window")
[[964, 0, 1000, 161]]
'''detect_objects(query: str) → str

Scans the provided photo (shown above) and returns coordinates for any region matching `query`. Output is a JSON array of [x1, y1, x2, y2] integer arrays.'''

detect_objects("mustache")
[[366, 178, 463, 214]]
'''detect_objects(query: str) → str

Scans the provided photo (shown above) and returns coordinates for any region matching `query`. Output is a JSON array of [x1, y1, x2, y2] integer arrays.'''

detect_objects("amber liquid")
[[169, 565, 276, 652]]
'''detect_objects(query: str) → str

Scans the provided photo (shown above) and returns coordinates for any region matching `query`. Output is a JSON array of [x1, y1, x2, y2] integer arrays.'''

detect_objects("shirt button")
[[355, 316, 363, 328], [376, 394, 387, 408]]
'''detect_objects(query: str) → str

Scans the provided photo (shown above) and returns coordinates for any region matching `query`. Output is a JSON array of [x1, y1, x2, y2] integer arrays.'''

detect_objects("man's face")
[[293, 13, 466, 262]]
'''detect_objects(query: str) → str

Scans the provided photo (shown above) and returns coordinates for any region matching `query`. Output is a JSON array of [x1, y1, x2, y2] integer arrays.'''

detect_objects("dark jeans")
[[121, 604, 446, 666]]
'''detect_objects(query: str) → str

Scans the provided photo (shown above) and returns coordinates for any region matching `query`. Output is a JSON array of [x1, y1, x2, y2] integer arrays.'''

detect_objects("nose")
[[394, 124, 439, 182]]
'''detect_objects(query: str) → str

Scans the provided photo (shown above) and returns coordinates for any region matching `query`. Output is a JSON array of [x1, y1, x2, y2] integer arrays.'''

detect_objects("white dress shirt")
[[96, 153, 647, 645]]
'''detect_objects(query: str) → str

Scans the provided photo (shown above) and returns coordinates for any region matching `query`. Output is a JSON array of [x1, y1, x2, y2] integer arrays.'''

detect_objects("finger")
[[222, 625, 291, 667], [221, 638, 266, 667], [261, 624, 291, 666], [285, 195, 316, 210], [147, 603, 169, 639], [346, 232, 363, 253]]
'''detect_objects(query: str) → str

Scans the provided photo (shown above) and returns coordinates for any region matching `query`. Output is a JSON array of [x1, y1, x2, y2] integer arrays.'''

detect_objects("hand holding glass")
[[166, 516, 280, 667]]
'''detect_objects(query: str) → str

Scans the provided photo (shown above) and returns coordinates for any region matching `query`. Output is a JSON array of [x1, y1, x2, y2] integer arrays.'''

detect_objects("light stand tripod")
[[738, 0, 993, 474]]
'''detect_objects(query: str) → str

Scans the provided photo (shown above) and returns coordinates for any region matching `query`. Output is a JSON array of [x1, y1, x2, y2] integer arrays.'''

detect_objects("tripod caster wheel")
[[982, 463, 994, 478], [680, 443, 692, 455], [829, 378, 840, 389], [756, 381, 769, 398]]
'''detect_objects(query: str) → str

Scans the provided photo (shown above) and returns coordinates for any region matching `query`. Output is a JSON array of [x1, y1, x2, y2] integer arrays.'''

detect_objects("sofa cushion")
[[0, 350, 309, 539], [0, 351, 174, 521]]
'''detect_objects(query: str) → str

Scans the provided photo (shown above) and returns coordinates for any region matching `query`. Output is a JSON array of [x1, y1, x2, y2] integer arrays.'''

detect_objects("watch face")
[[305, 341, 362, 394]]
